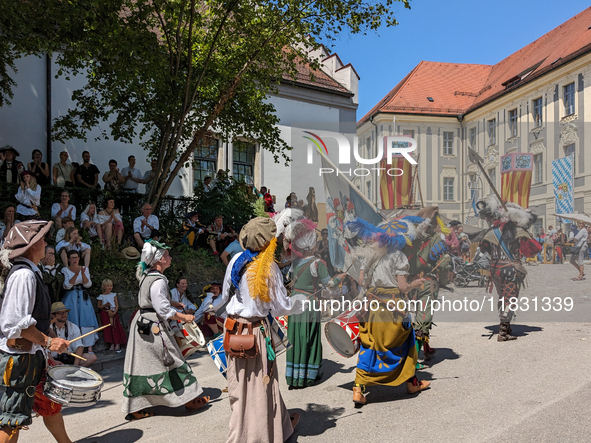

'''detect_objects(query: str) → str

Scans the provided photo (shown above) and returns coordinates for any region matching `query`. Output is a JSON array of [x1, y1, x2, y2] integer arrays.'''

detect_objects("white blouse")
[[149, 277, 177, 320], [62, 266, 92, 289], [51, 203, 76, 221], [360, 249, 409, 289], [56, 240, 90, 254], [170, 288, 197, 312], [97, 211, 122, 225], [220, 252, 306, 318], [80, 212, 99, 237], [15, 186, 41, 216]]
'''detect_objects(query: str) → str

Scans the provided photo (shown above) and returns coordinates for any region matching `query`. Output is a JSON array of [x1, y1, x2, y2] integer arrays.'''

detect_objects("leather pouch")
[[7, 338, 33, 352], [224, 322, 258, 359]]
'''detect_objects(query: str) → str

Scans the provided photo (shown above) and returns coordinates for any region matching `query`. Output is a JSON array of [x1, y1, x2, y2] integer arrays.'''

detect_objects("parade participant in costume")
[[194, 283, 224, 338], [220, 217, 305, 443], [0, 220, 73, 443], [476, 196, 541, 341], [122, 240, 209, 420], [181, 212, 206, 248], [403, 208, 451, 363], [283, 217, 344, 388], [346, 218, 429, 406]]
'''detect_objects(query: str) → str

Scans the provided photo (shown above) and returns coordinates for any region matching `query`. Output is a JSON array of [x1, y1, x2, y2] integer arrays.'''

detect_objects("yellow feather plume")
[[437, 216, 451, 236], [246, 237, 278, 303]]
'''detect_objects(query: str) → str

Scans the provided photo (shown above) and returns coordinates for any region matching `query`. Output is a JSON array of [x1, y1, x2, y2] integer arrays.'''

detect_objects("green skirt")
[[285, 306, 322, 388]]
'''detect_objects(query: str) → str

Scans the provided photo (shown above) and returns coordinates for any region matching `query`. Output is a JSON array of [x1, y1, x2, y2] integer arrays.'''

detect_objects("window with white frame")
[[402, 129, 414, 138], [564, 83, 575, 115], [443, 131, 454, 155], [443, 177, 454, 201], [533, 218, 544, 237], [509, 109, 518, 137], [193, 139, 218, 188], [533, 97, 543, 127], [534, 153, 543, 184], [564, 143, 575, 157], [233, 141, 256, 185], [488, 119, 496, 145], [488, 168, 496, 189], [470, 127, 476, 149]]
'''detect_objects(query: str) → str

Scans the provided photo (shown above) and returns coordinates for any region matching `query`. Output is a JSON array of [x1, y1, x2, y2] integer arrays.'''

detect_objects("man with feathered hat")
[[0, 221, 72, 443], [476, 196, 542, 341], [346, 217, 430, 406], [219, 216, 306, 442]]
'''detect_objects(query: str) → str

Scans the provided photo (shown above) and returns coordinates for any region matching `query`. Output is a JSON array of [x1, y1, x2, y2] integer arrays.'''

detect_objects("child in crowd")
[[97, 279, 127, 352]]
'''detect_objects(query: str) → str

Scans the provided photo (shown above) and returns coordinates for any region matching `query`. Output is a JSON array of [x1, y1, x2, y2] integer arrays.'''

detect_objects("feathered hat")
[[476, 195, 537, 229], [282, 217, 317, 257], [346, 215, 425, 251]]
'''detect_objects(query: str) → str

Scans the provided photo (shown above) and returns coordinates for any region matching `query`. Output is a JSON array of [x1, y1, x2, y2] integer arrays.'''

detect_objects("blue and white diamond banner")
[[552, 155, 574, 221]]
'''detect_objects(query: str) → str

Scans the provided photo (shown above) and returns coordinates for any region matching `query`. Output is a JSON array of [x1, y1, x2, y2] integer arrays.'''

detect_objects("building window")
[[564, 143, 575, 157], [533, 97, 543, 127], [468, 173, 477, 189], [534, 153, 543, 184], [233, 141, 256, 185], [193, 139, 218, 187], [488, 119, 496, 145], [488, 168, 496, 189], [564, 83, 575, 116], [443, 177, 454, 201], [509, 109, 518, 137], [533, 218, 544, 237], [443, 131, 454, 155], [403, 129, 415, 138], [470, 127, 476, 149]]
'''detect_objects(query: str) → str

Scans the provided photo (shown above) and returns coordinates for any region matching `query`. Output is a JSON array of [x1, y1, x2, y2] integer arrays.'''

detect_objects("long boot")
[[497, 322, 517, 342]]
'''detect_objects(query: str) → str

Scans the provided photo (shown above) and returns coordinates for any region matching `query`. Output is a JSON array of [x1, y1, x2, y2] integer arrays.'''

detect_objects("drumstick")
[[69, 353, 87, 362], [69, 324, 111, 344]]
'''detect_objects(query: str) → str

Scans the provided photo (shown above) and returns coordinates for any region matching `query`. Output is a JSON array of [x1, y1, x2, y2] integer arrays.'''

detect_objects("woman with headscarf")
[[122, 240, 209, 421], [283, 217, 345, 389], [220, 217, 306, 443]]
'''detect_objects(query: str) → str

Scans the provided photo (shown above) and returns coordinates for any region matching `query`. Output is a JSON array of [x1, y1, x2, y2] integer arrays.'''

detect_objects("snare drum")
[[324, 309, 361, 358], [266, 314, 291, 357], [176, 321, 206, 358], [207, 335, 227, 378], [44, 365, 104, 406]]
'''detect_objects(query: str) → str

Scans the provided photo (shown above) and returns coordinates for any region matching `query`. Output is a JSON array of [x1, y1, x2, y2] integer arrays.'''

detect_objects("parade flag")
[[379, 156, 413, 209], [500, 153, 533, 208], [552, 155, 574, 218]]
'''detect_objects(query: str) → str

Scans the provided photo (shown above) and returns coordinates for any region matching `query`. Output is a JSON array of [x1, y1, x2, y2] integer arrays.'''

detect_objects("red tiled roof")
[[282, 53, 352, 95], [360, 7, 591, 124]]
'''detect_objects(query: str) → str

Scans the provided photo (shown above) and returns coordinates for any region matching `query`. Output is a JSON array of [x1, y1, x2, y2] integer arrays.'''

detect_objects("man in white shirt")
[[0, 221, 71, 443], [121, 155, 143, 193], [133, 203, 159, 249], [139, 159, 158, 196], [50, 303, 97, 367]]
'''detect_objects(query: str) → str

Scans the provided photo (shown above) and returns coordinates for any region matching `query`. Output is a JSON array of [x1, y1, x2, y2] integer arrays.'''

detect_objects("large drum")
[[44, 365, 104, 406], [207, 335, 228, 378], [324, 309, 361, 358], [175, 321, 206, 358]]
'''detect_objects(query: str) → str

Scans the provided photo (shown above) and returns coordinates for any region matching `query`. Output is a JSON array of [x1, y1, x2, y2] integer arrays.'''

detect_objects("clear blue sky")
[[331, 0, 590, 119]]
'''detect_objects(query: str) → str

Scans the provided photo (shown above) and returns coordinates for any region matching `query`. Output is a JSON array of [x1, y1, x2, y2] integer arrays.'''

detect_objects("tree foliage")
[[1, 0, 410, 207]]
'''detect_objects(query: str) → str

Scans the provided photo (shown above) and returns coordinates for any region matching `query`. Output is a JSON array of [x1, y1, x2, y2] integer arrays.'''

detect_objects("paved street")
[[22, 263, 591, 443]]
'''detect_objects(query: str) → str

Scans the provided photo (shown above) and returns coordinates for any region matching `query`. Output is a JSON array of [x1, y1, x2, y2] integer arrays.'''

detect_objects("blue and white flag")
[[552, 155, 574, 222]]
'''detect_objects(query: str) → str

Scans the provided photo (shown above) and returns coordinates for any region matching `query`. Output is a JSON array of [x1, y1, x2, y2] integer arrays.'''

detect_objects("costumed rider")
[[403, 208, 451, 364], [346, 218, 430, 407], [0, 221, 73, 443], [122, 240, 210, 421], [220, 217, 306, 443], [476, 196, 542, 341]]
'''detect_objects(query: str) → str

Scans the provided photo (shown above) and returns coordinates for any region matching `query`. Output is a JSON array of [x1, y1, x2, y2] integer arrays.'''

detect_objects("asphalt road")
[[20, 263, 591, 443]]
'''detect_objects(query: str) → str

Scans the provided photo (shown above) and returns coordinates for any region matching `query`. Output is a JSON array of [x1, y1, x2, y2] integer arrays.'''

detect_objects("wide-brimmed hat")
[[239, 217, 277, 251], [1, 221, 53, 260], [185, 211, 200, 219], [122, 246, 141, 260], [0, 145, 20, 157], [417, 206, 440, 221], [448, 220, 461, 227], [51, 302, 70, 314]]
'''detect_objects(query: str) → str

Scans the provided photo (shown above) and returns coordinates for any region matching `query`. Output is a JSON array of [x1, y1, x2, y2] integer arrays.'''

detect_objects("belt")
[[228, 315, 263, 327], [140, 308, 156, 314]]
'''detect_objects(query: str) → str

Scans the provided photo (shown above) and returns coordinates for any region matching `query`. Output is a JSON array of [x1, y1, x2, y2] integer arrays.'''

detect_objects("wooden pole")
[[416, 173, 424, 208], [69, 324, 111, 344]]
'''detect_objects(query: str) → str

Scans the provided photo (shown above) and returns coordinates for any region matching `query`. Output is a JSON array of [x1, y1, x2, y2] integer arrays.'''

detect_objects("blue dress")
[[61, 266, 99, 346]]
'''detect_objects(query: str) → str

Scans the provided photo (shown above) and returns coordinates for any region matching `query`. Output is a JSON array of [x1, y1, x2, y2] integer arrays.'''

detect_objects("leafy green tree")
[[1, 0, 410, 207]]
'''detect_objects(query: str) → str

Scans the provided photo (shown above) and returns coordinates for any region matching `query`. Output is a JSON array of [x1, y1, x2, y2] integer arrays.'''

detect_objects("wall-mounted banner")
[[500, 153, 533, 208], [379, 156, 413, 209], [552, 154, 574, 219]]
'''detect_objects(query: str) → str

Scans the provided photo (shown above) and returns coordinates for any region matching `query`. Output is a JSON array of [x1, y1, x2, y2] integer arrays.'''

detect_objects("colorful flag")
[[552, 155, 574, 217], [500, 153, 533, 208], [379, 156, 413, 209]]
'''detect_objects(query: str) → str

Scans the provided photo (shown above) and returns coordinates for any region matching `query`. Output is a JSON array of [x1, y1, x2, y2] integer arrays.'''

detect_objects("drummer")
[[0, 221, 73, 443]]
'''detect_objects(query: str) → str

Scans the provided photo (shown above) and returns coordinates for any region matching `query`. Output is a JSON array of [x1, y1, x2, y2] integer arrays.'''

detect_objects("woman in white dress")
[[15, 171, 41, 220], [170, 277, 197, 314], [51, 190, 76, 229], [98, 197, 124, 248], [81, 202, 105, 246]]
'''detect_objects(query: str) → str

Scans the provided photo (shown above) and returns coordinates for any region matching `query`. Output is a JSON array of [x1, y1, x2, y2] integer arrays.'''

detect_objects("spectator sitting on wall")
[[51, 189, 76, 229], [170, 277, 197, 315], [49, 302, 98, 367], [40, 245, 64, 304], [206, 214, 236, 256], [103, 159, 126, 192], [98, 196, 124, 248], [75, 151, 100, 189], [0, 205, 17, 244], [220, 238, 244, 266], [181, 211, 206, 248], [55, 216, 75, 244], [139, 159, 158, 195], [81, 202, 105, 246], [27, 149, 50, 186], [121, 155, 143, 193], [203, 176, 213, 192], [0, 145, 24, 184], [133, 202, 159, 248], [56, 226, 91, 268], [53, 150, 75, 187], [15, 170, 41, 221]]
